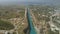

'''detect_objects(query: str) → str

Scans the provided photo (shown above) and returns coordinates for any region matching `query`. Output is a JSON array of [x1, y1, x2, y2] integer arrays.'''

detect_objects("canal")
[[27, 8, 37, 34]]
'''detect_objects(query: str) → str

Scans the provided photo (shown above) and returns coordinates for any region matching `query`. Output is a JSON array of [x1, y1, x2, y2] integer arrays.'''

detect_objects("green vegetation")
[[0, 19, 14, 30], [13, 32, 17, 34], [48, 29, 59, 34], [7, 32, 10, 34]]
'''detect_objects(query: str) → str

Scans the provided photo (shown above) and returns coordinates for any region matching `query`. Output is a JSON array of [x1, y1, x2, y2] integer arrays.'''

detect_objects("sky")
[[0, 0, 59, 2], [0, 0, 60, 5]]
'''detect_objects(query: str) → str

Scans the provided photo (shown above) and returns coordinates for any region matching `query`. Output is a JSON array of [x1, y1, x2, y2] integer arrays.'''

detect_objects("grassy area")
[[0, 19, 14, 30]]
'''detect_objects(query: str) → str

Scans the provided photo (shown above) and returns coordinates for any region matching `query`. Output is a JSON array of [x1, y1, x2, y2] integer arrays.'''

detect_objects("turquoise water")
[[27, 8, 37, 34]]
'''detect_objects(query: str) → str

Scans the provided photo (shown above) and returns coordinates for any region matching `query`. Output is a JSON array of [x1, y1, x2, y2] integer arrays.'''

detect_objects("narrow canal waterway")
[[27, 8, 37, 34]]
